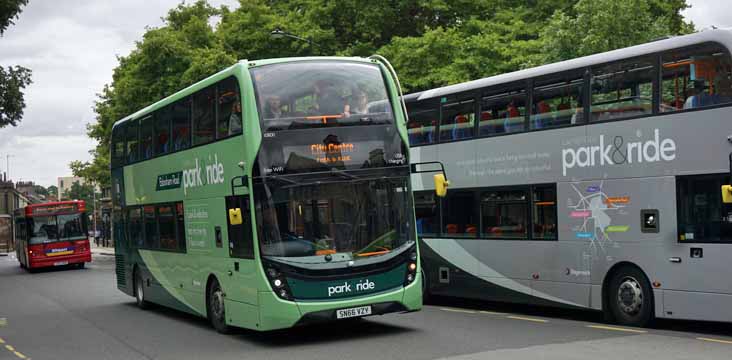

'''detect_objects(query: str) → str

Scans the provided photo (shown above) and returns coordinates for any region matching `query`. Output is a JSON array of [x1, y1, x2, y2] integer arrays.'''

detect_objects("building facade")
[[0, 174, 30, 252]]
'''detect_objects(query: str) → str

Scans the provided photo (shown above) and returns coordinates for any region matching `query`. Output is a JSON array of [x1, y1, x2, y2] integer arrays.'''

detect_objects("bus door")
[[224, 195, 258, 307]]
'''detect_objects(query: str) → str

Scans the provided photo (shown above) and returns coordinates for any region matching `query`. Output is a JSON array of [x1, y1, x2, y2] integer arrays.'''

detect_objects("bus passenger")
[[228, 101, 242, 135], [264, 96, 284, 119], [345, 89, 369, 116], [314, 80, 346, 115]]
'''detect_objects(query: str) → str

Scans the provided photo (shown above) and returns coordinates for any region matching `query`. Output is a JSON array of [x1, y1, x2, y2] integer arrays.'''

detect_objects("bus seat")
[[446, 223, 459, 234]]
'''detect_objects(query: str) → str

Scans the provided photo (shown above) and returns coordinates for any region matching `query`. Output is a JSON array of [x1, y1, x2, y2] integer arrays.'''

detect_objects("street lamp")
[[270, 28, 322, 54]]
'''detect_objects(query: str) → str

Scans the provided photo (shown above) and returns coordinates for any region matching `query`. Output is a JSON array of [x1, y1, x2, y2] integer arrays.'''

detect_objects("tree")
[[540, 0, 693, 63], [46, 185, 58, 198], [0, 0, 28, 35], [63, 181, 98, 207], [0, 0, 32, 129], [0, 65, 32, 128], [77, 0, 694, 185]]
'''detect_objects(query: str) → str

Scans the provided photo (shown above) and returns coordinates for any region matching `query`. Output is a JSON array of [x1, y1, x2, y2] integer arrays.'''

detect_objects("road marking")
[[479, 310, 507, 315], [440, 307, 477, 314], [0, 318, 6, 327], [587, 325, 647, 333], [697, 337, 732, 345], [13, 351, 26, 359], [5, 345, 15, 351], [506, 315, 549, 323], [0, 338, 4, 344]]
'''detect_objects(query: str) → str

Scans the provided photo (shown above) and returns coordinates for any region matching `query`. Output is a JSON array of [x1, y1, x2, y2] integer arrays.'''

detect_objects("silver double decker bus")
[[406, 28, 732, 327]]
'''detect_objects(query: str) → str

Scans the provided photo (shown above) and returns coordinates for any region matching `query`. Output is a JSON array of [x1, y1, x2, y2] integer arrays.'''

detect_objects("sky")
[[0, 0, 730, 187]]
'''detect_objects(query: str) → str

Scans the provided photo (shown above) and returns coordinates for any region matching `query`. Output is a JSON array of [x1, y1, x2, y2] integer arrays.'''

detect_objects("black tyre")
[[207, 279, 232, 334], [77, 262, 86, 269], [134, 269, 151, 310], [421, 268, 431, 303], [607, 266, 653, 327]]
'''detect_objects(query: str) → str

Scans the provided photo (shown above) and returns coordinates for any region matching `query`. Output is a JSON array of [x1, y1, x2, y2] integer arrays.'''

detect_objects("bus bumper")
[[255, 271, 422, 331], [29, 252, 91, 269]]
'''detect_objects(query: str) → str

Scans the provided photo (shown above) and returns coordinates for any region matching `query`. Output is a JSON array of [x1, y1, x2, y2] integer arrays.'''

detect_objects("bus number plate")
[[336, 305, 372, 319], [53, 261, 68, 266]]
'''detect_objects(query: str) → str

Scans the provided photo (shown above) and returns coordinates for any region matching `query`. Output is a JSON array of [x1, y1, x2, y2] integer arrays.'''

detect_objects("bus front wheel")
[[134, 269, 150, 310], [207, 278, 232, 334], [607, 266, 653, 327]]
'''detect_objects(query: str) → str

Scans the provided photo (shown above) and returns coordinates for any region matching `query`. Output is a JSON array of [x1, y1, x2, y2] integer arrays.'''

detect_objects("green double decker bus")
[[110, 56, 422, 332]]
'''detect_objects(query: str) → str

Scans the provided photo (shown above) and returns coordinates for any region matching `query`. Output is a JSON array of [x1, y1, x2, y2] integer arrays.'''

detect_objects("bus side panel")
[[561, 177, 678, 311], [662, 290, 732, 323]]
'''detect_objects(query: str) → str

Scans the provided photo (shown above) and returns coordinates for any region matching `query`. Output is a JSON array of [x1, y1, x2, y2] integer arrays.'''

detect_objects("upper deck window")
[[590, 56, 655, 122], [192, 86, 216, 145], [407, 100, 438, 146], [217, 77, 242, 138], [532, 72, 585, 129], [661, 43, 732, 112], [480, 85, 527, 136], [440, 99, 475, 142], [250, 61, 394, 132]]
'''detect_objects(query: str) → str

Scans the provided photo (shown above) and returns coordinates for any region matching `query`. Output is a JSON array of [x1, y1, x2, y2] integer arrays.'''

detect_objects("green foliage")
[[541, 0, 692, 63], [0, 0, 28, 35], [0, 65, 32, 128], [46, 185, 58, 198], [63, 181, 98, 207], [78, 0, 694, 186]]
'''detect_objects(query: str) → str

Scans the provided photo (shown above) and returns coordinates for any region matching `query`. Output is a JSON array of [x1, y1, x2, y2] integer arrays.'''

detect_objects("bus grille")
[[115, 254, 126, 287]]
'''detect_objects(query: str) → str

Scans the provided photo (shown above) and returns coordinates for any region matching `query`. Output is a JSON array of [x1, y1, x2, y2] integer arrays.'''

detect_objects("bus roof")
[[409, 28, 732, 102], [111, 56, 376, 130]]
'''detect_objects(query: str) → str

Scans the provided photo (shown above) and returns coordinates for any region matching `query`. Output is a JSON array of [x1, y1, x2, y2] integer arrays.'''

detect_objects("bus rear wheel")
[[207, 279, 232, 334], [608, 266, 653, 327], [134, 270, 150, 310]]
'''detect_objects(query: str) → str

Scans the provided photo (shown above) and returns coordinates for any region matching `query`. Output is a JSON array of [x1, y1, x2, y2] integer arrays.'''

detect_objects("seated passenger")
[[503, 101, 521, 132], [228, 101, 242, 135], [314, 80, 346, 115], [264, 96, 284, 119], [344, 89, 369, 116], [684, 80, 711, 109]]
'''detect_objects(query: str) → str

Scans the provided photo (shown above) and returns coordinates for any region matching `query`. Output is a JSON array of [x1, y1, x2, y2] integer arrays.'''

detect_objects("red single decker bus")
[[14, 200, 92, 271]]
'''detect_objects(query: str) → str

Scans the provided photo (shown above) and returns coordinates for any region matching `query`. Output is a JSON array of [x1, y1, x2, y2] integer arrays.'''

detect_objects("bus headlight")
[[264, 264, 292, 300]]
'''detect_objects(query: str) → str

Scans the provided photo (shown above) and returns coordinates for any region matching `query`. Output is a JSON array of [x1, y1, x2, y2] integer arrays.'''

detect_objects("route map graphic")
[[567, 181, 630, 255]]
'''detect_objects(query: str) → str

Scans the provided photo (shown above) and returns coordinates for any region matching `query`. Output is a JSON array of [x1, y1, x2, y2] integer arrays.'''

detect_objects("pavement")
[[90, 242, 115, 256], [0, 253, 731, 360]]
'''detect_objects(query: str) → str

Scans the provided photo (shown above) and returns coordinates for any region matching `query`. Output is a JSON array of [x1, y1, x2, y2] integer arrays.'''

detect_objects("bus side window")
[[125, 119, 139, 164], [407, 102, 438, 146], [158, 204, 177, 251], [176, 202, 186, 252], [442, 191, 478, 238], [143, 205, 158, 249], [590, 56, 655, 122], [140, 115, 153, 160], [480, 85, 526, 136], [414, 191, 439, 236], [128, 207, 143, 248], [661, 43, 732, 112], [532, 72, 585, 129], [111, 125, 125, 168], [154, 106, 171, 156], [217, 77, 242, 138], [481, 189, 529, 240], [440, 99, 475, 141], [193, 86, 216, 146], [172, 99, 191, 151]]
